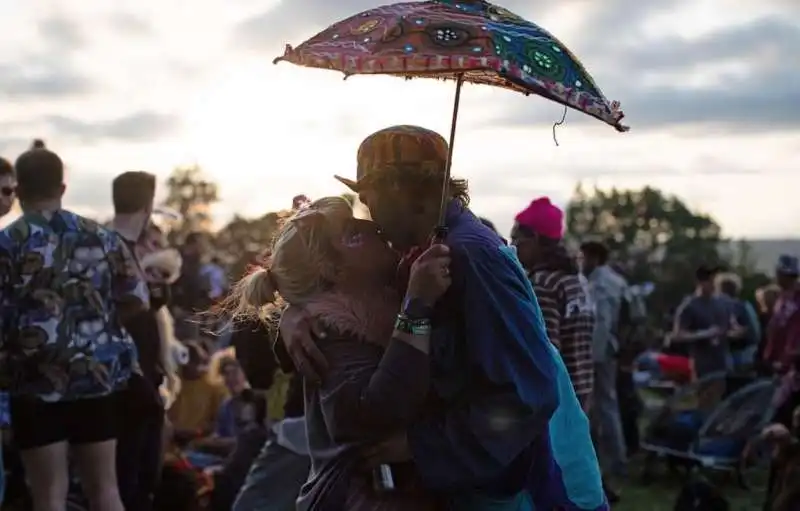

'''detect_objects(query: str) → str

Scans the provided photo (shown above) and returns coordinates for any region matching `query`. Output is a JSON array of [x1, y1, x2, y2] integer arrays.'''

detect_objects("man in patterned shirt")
[[0, 156, 14, 504], [0, 140, 148, 511], [511, 197, 595, 411]]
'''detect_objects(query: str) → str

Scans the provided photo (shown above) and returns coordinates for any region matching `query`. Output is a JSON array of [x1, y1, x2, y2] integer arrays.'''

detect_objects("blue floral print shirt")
[[0, 210, 147, 402]]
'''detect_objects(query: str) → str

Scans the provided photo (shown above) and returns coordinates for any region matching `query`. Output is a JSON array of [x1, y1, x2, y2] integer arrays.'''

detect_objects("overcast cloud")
[[0, 0, 797, 237]]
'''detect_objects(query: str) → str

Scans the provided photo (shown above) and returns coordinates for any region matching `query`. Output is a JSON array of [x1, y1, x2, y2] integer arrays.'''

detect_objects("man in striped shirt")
[[511, 197, 595, 411]]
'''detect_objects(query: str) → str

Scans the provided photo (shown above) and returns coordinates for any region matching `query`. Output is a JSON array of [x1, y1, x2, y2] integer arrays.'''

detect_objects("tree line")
[[159, 166, 771, 320]]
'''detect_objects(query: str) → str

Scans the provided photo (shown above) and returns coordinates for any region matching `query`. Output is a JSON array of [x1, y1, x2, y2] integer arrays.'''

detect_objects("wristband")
[[394, 314, 432, 336]]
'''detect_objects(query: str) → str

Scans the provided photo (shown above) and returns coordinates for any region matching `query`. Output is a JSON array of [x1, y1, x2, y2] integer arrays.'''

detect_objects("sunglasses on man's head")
[[0, 187, 14, 197]]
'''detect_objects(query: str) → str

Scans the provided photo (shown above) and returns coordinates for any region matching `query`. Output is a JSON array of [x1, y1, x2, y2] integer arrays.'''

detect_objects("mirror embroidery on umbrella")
[[274, 0, 627, 130]]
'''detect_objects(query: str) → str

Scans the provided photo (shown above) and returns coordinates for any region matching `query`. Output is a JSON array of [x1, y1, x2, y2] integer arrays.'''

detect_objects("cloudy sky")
[[1, 0, 798, 238]]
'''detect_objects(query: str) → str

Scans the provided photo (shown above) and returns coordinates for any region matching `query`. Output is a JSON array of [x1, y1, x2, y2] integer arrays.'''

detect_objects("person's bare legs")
[[19, 441, 70, 511], [73, 439, 124, 511]]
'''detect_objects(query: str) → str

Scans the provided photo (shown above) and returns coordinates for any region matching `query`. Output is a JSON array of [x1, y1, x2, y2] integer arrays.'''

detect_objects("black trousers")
[[116, 405, 165, 511], [616, 367, 641, 456]]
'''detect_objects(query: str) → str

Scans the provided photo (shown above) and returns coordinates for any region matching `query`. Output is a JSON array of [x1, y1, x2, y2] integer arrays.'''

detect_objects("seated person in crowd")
[[209, 389, 269, 511], [197, 357, 251, 457], [168, 341, 229, 443], [215, 357, 250, 436], [755, 405, 800, 511]]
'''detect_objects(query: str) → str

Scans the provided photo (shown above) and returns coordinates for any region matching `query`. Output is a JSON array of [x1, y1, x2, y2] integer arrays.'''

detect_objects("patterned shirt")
[[0, 210, 147, 402], [766, 286, 800, 371], [530, 269, 595, 399]]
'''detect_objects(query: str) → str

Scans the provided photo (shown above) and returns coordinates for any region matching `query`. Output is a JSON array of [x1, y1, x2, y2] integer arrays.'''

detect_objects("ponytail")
[[222, 266, 280, 320]]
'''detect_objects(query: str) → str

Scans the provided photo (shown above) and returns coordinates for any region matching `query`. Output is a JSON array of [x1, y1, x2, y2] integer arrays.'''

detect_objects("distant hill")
[[727, 239, 800, 274]]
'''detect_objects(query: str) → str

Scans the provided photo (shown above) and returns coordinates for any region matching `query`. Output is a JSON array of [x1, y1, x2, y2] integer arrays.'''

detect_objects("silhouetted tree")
[[163, 165, 219, 240], [215, 210, 292, 278], [566, 185, 726, 316], [726, 239, 771, 301]]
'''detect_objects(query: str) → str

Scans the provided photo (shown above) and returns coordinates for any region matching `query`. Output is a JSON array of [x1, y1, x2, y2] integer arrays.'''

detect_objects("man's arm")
[[743, 301, 762, 344], [316, 334, 431, 443], [274, 304, 330, 380], [407, 244, 559, 490], [670, 299, 719, 344], [729, 301, 758, 345], [591, 283, 616, 358]]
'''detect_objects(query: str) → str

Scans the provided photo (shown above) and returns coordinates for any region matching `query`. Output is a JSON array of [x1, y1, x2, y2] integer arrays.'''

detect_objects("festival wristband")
[[394, 314, 432, 336]]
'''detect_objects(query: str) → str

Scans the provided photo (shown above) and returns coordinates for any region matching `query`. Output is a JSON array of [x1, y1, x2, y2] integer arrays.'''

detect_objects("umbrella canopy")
[[274, 0, 627, 131]]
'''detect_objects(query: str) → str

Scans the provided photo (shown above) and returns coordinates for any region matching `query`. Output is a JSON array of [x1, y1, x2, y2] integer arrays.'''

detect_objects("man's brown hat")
[[334, 125, 448, 193]]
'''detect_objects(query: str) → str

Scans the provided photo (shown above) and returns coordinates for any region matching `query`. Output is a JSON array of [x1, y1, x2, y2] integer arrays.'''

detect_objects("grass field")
[[611, 455, 767, 511], [266, 372, 771, 509], [612, 384, 770, 510]]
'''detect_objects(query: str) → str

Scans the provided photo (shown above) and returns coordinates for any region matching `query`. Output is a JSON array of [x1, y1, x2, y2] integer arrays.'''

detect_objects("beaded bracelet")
[[394, 314, 432, 336]]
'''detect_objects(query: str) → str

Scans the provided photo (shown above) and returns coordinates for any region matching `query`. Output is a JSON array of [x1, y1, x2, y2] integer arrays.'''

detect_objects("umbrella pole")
[[434, 73, 464, 241]]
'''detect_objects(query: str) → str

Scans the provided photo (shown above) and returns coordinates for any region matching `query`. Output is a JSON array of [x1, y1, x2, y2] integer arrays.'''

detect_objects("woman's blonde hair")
[[715, 272, 742, 296], [756, 283, 781, 313], [225, 196, 354, 318]]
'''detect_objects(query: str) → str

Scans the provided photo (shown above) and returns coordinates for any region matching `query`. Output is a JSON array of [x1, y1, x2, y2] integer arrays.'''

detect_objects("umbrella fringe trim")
[[275, 46, 627, 131]]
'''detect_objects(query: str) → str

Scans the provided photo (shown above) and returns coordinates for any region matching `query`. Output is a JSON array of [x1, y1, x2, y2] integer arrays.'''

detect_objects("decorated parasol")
[[274, 0, 627, 230]]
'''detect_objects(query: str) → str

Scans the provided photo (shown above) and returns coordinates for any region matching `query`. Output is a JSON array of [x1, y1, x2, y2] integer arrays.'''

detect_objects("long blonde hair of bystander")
[[756, 283, 781, 314]]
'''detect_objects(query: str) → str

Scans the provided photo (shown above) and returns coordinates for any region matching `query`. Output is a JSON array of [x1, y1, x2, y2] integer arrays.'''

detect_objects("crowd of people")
[[0, 128, 796, 511]]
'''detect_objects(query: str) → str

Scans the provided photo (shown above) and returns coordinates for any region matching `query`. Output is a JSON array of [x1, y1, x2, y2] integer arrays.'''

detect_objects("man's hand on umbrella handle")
[[279, 305, 329, 382]]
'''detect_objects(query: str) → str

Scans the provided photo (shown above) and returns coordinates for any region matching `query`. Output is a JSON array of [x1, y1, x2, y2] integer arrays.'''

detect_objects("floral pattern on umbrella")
[[275, 0, 627, 131]]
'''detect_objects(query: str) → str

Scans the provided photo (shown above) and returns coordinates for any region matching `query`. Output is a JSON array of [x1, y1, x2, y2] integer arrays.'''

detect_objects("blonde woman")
[[227, 197, 450, 511]]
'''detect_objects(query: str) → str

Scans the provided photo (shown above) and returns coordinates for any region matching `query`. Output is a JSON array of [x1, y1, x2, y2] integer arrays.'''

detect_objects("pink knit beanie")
[[514, 197, 564, 240]]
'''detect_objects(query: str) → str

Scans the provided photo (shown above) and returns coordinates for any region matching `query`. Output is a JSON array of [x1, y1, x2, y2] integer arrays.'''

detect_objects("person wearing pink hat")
[[512, 199, 626, 503], [511, 198, 594, 410]]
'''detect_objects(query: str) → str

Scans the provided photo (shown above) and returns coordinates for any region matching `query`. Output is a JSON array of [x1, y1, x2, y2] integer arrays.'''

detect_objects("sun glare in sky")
[[177, 54, 800, 237], [0, 0, 797, 237]]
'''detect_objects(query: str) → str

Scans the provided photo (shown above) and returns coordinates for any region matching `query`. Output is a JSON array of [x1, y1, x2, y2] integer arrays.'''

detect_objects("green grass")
[[612, 386, 769, 509], [265, 372, 771, 509], [612, 455, 767, 511]]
